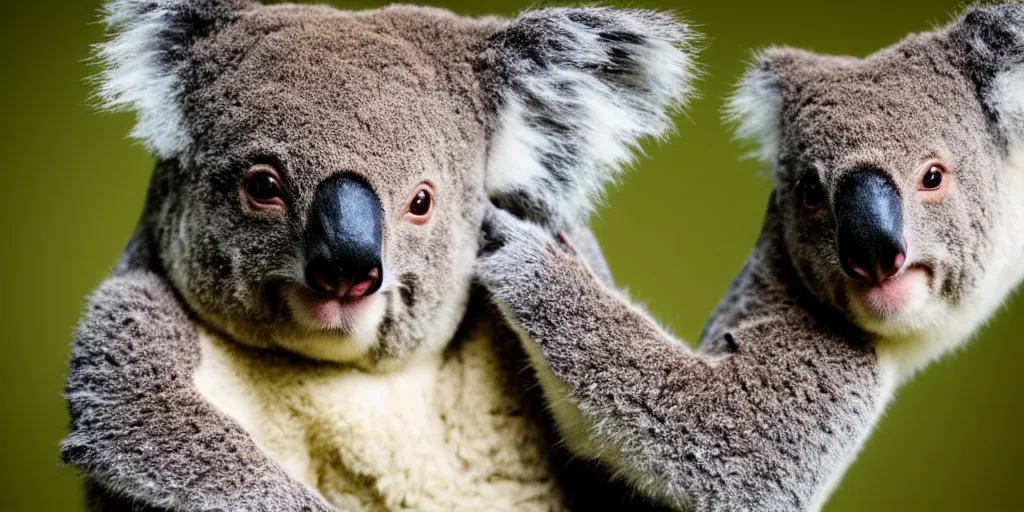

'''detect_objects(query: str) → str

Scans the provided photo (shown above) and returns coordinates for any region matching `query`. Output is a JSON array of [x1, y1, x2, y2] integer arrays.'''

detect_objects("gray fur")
[[725, 1, 1024, 350], [89, 0, 696, 366], [478, 4, 1024, 511], [65, 266, 334, 511], [478, 207, 879, 511], [65, 1, 697, 510]]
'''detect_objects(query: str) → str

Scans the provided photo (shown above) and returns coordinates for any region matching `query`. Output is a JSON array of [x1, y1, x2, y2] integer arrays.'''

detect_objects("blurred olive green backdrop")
[[3, 0, 1020, 510]]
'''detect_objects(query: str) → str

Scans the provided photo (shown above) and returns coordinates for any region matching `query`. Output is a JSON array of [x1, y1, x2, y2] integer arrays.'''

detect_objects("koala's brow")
[[225, 152, 301, 207], [238, 152, 289, 176]]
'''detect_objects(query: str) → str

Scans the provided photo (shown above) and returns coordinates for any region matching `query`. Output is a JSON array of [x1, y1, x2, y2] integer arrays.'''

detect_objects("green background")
[[3, 1, 1019, 510]]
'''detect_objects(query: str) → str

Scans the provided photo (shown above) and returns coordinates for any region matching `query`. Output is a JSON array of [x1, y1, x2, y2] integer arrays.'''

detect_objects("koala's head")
[[728, 3, 1024, 339], [98, 0, 696, 368]]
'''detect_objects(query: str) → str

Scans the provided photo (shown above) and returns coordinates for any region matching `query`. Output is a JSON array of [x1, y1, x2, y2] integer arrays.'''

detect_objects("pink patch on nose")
[[347, 280, 374, 299], [886, 252, 907, 278]]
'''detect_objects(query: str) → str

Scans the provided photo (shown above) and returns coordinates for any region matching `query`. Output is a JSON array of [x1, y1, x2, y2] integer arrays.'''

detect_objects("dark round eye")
[[801, 179, 825, 209], [409, 189, 432, 217], [921, 165, 943, 190], [246, 167, 284, 206]]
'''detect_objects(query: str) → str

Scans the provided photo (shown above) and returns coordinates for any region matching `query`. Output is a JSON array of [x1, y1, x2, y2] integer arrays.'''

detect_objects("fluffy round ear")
[[95, 0, 256, 159], [948, 2, 1024, 147], [724, 48, 788, 167], [724, 47, 826, 167], [477, 7, 699, 230]]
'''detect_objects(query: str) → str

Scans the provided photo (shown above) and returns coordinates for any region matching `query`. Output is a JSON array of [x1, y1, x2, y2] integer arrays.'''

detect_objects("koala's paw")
[[477, 207, 551, 281], [476, 207, 581, 302]]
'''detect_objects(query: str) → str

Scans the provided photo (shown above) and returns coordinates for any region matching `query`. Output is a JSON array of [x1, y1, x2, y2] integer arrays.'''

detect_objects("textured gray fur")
[[65, 265, 335, 511], [478, 4, 1024, 511], [64, 1, 697, 510]]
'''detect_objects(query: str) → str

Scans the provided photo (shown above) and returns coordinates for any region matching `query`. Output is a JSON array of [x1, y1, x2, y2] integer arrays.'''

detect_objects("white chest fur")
[[193, 330, 563, 512]]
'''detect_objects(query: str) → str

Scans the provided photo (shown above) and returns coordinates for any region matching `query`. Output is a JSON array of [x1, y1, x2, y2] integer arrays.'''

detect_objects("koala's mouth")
[[845, 263, 934, 319], [281, 282, 388, 334]]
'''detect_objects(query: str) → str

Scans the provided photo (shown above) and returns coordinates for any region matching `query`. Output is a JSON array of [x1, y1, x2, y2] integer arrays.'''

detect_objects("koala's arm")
[[476, 210, 882, 511], [562, 226, 615, 288], [62, 258, 334, 511]]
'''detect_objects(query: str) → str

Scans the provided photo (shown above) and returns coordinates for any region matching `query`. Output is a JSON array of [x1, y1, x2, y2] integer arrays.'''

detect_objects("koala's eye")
[[406, 184, 434, 225], [921, 165, 943, 190], [918, 162, 952, 203], [410, 190, 431, 215], [800, 179, 825, 209], [245, 166, 285, 209]]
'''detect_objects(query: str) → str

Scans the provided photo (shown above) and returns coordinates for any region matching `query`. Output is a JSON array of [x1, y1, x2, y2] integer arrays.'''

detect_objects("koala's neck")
[[700, 209, 861, 353], [700, 211, 893, 510]]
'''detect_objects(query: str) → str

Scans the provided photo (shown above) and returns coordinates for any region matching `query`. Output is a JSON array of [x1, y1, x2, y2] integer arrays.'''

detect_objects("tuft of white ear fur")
[[95, 0, 248, 159], [952, 2, 1024, 145], [992, 64, 1024, 143], [481, 8, 699, 230], [724, 53, 783, 165], [97, 1, 191, 158]]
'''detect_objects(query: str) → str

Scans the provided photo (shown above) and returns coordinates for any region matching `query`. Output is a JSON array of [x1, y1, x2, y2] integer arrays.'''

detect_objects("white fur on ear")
[[97, 1, 192, 158], [96, 0, 248, 159], [724, 58, 783, 165], [953, 3, 1024, 145], [992, 64, 1024, 143], [481, 8, 699, 229]]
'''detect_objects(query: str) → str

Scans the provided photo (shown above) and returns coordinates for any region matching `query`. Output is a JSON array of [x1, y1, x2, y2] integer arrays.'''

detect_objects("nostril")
[[347, 280, 373, 299], [844, 250, 904, 284], [845, 257, 873, 282], [305, 259, 339, 294], [305, 256, 382, 298], [348, 267, 382, 298], [879, 252, 906, 280]]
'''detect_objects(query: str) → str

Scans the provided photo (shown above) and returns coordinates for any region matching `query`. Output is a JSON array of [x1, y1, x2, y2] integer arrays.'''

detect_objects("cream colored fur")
[[194, 328, 564, 511]]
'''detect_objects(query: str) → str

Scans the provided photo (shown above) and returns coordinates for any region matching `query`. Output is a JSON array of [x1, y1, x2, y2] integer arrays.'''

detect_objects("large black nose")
[[304, 174, 383, 298], [835, 167, 906, 284]]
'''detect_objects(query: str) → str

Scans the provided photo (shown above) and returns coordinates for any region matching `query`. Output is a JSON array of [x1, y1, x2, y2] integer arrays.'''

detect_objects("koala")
[[476, 3, 1024, 511], [60, 1, 699, 511]]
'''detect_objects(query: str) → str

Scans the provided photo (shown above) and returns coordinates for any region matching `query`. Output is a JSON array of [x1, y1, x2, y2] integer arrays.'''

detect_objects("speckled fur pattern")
[[64, 268, 335, 512], [478, 3, 1024, 511], [64, 1, 698, 510]]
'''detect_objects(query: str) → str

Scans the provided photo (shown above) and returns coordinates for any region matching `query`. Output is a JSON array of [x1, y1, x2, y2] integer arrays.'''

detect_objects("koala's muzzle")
[[304, 174, 383, 298], [835, 168, 906, 284]]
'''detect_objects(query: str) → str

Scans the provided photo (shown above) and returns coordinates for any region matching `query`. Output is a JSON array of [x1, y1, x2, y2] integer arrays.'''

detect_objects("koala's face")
[[730, 5, 1024, 339], [99, 1, 696, 366], [157, 6, 496, 365]]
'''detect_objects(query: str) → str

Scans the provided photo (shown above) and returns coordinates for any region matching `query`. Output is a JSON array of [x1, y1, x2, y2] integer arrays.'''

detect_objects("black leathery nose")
[[304, 173, 383, 296], [834, 167, 906, 283]]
